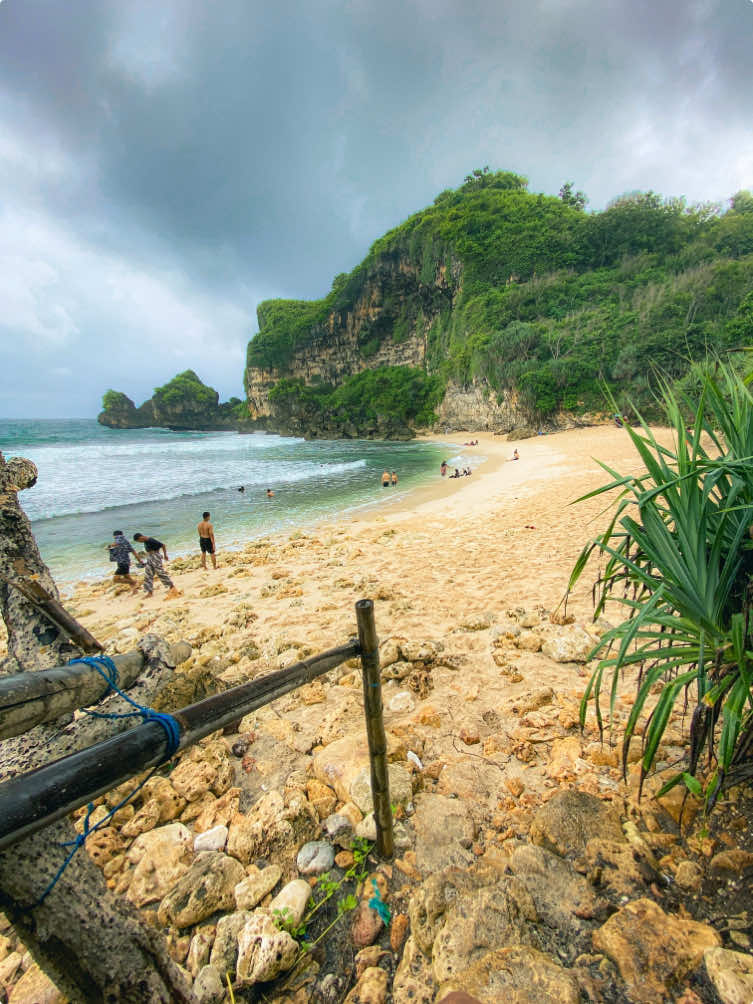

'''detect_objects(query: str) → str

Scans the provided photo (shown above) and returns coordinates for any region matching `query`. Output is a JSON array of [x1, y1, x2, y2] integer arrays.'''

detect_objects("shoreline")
[[6, 423, 664, 656]]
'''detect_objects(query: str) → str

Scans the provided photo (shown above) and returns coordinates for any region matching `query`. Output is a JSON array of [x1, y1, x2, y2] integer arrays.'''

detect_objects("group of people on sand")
[[463, 439, 479, 446], [107, 510, 219, 599], [381, 470, 398, 488]]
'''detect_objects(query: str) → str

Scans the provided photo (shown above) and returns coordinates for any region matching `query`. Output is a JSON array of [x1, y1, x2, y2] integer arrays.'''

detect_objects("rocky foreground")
[[0, 595, 751, 1003], [0, 427, 751, 1002]]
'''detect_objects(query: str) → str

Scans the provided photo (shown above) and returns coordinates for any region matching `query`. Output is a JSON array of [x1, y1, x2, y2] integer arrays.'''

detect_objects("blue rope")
[[368, 877, 391, 925], [69, 655, 181, 759], [32, 656, 182, 907]]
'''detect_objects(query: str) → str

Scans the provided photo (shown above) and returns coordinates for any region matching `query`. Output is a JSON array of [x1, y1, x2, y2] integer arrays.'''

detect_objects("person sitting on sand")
[[391, 471, 398, 486], [197, 511, 217, 570], [133, 533, 180, 599], [511, 449, 519, 461], [382, 470, 390, 488], [449, 468, 461, 479]]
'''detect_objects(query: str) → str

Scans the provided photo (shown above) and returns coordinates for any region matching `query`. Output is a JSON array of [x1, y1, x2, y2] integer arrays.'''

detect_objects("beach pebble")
[[193, 825, 228, 853], [269, 879, 312, 927], [322, 813, 354, 848], [297, 840, 335, 875], [193, 965, 225, 1004], [355, 814, 378, 842], [388, 691, 415, 713], [234, 864, 282, 910]]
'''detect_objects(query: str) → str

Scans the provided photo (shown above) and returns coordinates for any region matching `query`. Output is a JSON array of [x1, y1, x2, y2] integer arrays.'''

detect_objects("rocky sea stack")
[[99, 370, 252, 432]]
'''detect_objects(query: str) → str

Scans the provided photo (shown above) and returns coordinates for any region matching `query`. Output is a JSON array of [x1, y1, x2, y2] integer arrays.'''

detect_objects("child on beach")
[[391, 471, 398, 486]]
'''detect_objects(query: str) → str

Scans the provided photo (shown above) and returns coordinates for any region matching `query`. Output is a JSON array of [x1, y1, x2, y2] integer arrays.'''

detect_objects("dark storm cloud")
[[0, 0, 751, 417]]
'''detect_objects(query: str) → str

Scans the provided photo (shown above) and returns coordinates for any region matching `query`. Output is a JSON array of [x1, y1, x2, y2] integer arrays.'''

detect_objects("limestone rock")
[[194, 787, 241, 833], [704, 946, 753, 1004], [8, 964, 65, 1004], [306, 779, 337, 819], [234, 864, 282, 911], [593, 897, 721, 1003], [236, 911, 299, 985], [127, 823, 194, 907], [209, 911, 252, 973], [541, 625, 594, 663], [508, 844, 608, 940], [139, 775, 187, 822], [709, 849, 753, 878], [412, 794, 475, 873], [187, 926, 216, 978], [674, 860, 703, 892], [350, 764, 412, 814], [322, 813, 354, 848], [438, 946, 580, 1004], [383, 661, 414, 681], [193, 965, 226, 1004], [297, 840, 335, 875], [585, 837, 658, 898], [194, 824, 229, 853], [431, 880, 538, 984], [392, 934, 436, 1004], [344, 965, 389, 1004], [170, 758, 218, 802], [388, 690, 416, 713], [269, 879, 312, 927], [529, 789, 624, 859], [226, 789, 317, 865], [120, 797, 162, 838], [158, 852, 245, 928]]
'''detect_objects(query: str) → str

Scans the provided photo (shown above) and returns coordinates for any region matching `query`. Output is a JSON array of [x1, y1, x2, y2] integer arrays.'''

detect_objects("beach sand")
[[55, 423, 654, 651], [3, 424, 672, 801]]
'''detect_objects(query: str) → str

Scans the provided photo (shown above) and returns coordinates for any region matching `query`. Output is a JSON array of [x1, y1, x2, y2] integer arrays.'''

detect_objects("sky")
[[1, 0, 752, 419]]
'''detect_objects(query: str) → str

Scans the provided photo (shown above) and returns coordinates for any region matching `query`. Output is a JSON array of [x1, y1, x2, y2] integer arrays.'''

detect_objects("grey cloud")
[[0, 0, 751, 416]]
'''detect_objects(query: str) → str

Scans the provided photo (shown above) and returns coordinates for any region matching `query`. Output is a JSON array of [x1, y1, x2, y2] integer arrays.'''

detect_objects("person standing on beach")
[[197, 511, 217, 570], [440, 461, 447, 477], [133, 533, 180, 599], [382, 470, 390, 488], [391, 471, 398, 486], [107, 530, 143, 588]]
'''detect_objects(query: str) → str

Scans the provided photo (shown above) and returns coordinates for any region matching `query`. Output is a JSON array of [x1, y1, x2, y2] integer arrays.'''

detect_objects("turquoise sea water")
[[0, 420, 464, 582]]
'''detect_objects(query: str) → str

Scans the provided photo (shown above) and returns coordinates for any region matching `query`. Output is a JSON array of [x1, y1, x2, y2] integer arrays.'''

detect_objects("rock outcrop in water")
[[99, 371, 253, 432]]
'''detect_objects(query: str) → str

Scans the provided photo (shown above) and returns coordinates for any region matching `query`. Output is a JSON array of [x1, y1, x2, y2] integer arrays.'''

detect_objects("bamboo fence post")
[[355, 598, 393, 859]]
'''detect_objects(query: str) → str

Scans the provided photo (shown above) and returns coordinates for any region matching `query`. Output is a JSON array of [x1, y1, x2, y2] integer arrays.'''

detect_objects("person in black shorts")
[[197, 511, 217, 570], [133, 533, 180, 598]]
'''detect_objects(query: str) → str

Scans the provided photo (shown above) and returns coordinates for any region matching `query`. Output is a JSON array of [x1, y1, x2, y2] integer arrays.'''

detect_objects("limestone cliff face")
[[245, 252, 459, 434], [435, 382, 523, 433]]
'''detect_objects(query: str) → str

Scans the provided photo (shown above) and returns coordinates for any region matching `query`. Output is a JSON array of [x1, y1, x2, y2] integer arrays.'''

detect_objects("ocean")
[[0, 420, 462, 583]]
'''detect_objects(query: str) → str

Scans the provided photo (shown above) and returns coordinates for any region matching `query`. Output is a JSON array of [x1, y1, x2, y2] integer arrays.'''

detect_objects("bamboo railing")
[[0, 599, 393, 858]]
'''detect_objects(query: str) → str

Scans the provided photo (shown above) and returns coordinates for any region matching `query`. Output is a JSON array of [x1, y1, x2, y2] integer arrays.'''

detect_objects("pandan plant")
[[568, 362, 753, 811]]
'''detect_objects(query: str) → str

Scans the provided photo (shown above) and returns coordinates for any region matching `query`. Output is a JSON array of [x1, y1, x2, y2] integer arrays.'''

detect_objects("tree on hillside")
[[730, 190, 753, 214], [558, 181, 588, 212]]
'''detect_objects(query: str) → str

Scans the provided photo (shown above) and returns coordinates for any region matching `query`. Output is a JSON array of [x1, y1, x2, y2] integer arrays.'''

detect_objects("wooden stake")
[[3, 575, 103, 654], [355, 598, 393, 859]]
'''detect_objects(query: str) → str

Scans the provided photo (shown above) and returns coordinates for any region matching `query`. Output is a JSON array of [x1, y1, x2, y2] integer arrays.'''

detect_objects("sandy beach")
[[49, 424, 651, 657]]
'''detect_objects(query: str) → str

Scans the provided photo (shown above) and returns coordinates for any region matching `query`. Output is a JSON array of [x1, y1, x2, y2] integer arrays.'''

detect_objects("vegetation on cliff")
[[268, 366, 443, 438], [99, 371, 249, 430], [246, 168, 753, 429]]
